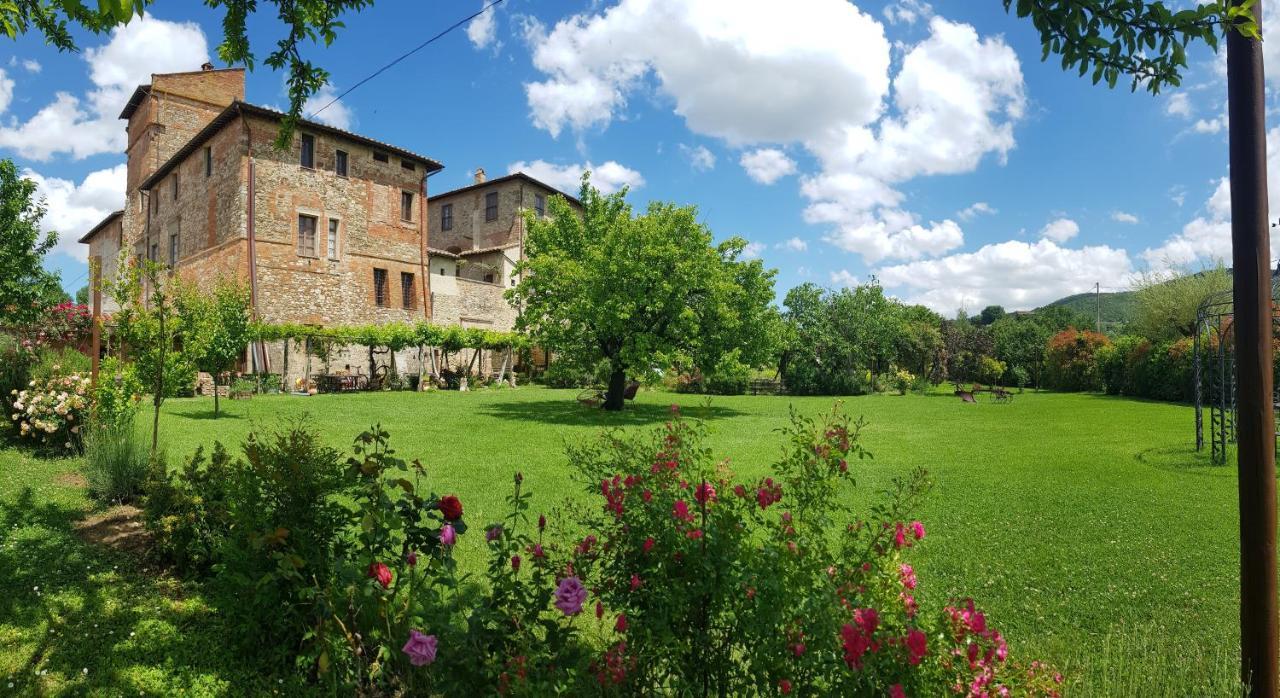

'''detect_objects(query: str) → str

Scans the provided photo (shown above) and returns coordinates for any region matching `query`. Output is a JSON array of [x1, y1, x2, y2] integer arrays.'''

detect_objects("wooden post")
[[1227, 2, 1279, 694], [90, 256, 101, 388]]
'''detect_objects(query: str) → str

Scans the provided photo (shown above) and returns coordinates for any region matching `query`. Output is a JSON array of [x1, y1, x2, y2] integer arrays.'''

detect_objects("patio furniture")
[[577, 381, 642, 408]]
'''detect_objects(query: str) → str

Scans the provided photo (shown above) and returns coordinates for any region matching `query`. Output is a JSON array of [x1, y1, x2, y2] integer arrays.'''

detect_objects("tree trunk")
[[604, 363, 627, 411]]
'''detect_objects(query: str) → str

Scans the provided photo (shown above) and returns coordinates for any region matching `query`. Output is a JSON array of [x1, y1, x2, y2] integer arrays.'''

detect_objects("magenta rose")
[[402, 629, 438, 666], [554, 575, 588, 616]]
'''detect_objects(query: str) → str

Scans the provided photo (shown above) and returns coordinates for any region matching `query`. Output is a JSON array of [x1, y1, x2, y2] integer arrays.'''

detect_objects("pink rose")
[[554, 576, 587, 616], [367, 562, 392, 589], [440, 523, 457, 546], [402, 629, 438, 666], [910, 520, 926, 540]]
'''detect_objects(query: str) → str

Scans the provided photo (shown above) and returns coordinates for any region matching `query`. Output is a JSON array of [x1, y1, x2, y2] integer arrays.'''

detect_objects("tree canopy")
[[509, 176, 778, 410], [1, 0, 375, 146], [0, 159, 66, 327]]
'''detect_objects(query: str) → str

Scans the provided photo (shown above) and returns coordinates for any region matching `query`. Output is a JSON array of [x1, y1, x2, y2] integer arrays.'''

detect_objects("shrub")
[[31, 346, 91, 382], [559, 404, 1062, 695], [82, 414, 149, 503], [145, 443, 236, 574], [977, 356, 1008, 386], [0, 335, 37, 440], [1044, 327, 1109, 392], [94, 357, 144, 429], [892, 368, 915, 395], [704, 349, 751, 395], [1009, 365, 1031, 392], [9, 369, 92, 452]]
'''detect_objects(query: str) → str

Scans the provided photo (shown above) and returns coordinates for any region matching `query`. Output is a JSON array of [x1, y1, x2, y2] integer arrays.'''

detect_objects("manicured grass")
[[0, 386, 1252, 694]]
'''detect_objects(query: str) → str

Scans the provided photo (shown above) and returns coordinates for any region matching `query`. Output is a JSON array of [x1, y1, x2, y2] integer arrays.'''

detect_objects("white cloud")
[[1165, 92, 1192, 118], [507, 159, 644, 195], [679, 144, 716, 172], [878, 239, 1133, 312], [830, 269, 859, 287], [0, 17, 209, 161], [1111, 211, 1140, 224], [957, 201, 995, 220], [823, 217, 965, 264], [524, 0, 891, 141], [1142, 127, 1280, 270], [302, 84, 355, 130], [23, 164, 126, 262], [0, 69, 12, 115], [1193, 116, 1225, 134], [6, 58, 39, 74], [739, 148, 797, 185], [1039, 218, 1079, 243], [742, 241, 766, 259], [883, 0, 933, 25], [521, 4, 1023, 265], [467, 2, 498, 50], [778, 237, 808, 252]]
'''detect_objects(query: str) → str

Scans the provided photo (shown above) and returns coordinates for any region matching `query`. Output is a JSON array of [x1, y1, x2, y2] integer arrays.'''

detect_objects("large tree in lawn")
[[510, 176, 775, 411], [0, 159, 67, 327]]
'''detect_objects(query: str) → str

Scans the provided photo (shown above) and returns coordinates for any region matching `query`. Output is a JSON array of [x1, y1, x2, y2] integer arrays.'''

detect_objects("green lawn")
[[0, 386, 1251, 694]]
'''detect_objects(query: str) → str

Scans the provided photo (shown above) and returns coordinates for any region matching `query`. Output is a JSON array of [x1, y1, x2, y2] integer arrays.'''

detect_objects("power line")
[[308, 0, 508, 120]]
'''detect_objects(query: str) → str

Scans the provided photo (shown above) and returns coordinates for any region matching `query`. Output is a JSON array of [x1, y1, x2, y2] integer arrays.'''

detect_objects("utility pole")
[[1095, 282, 1102, 333], [90, 256, 101, 388], [1227, 1, 1278, 694]]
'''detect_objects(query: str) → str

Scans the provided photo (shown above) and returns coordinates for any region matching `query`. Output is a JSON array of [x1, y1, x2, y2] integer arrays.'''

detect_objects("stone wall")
[[85, 216, 123, 314], [123, 68, 244, 251], [244, 114, 432, 327], [428, 176, 566, 253], [431, 276, 518, 331]]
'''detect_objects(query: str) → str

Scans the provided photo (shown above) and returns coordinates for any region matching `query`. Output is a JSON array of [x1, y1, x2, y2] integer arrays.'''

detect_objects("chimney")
[[201, 62, 214, 71], [474, 168, 486, 184]]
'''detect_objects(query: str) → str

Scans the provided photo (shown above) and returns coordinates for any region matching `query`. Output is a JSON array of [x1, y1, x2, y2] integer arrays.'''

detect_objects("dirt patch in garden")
[[74, 505, 151, 555], [54, 471, 87, 488]]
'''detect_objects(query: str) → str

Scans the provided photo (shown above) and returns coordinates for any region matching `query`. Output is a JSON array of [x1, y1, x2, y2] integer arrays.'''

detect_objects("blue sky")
[[0, 0, 1269, 313]]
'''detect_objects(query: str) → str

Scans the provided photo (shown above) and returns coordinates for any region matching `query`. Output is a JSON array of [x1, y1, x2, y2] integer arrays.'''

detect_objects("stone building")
[[426, 170, 581, 333], [83, 64, 578, 386], [77, 210, 123, 313]]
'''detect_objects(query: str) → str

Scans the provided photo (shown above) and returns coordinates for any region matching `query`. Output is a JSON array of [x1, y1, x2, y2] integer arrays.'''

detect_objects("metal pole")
[[1227, 1, 1278, 692]]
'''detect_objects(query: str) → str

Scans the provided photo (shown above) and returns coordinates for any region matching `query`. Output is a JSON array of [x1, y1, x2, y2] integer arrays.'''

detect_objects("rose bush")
[[9, 368, 91, 452], [152, 407, 1062, 696]]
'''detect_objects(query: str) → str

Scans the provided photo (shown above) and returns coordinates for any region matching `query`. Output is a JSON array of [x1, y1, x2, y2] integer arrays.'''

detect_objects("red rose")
[[439, 495, 464, 521], [367, 561, 392, 588]]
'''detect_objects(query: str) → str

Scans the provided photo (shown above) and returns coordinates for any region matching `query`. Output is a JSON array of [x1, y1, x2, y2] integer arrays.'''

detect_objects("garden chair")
[[991, 387, 1013, 403]]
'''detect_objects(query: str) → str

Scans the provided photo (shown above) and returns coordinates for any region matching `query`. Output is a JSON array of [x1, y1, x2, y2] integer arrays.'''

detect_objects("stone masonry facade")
[[84, 65, 579, 387]]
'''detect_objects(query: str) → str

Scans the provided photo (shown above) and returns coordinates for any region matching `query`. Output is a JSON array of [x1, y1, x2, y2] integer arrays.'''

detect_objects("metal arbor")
[[1193, 281, 1280, 464]]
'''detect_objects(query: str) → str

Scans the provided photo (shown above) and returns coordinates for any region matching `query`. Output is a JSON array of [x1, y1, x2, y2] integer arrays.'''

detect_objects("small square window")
[[441, 203, 453, 231], [485, 192, 498, 222], [401, 272, 415, 309], [373, 151, 389, 163], [534, 194, 545, 217], [401, 160, 415, 171], [298, 214, 317, 256], [335, 150, 348, 177], [204, 146, 212, 177], [300, 133, 315, 168], [401, 191, 414, 221], [374, 268, 389, 307]]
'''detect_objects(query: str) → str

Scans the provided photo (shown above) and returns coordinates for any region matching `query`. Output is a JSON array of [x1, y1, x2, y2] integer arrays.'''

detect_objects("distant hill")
[[1038, 289, 1138, 328]]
